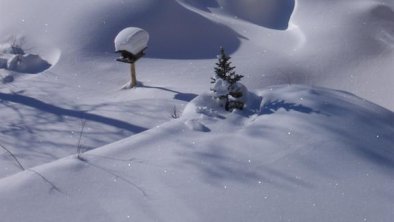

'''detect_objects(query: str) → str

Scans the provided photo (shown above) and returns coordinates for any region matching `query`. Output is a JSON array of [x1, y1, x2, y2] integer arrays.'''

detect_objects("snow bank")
[[114, 27, 149, 55], [181, 0, 295, 30], [0, 85, 393, 222], [0, 0, 393, 109]]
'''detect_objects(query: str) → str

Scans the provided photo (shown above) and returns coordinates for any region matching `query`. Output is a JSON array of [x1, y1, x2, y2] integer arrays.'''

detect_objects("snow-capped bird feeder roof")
[[114, 27, 149, 63]]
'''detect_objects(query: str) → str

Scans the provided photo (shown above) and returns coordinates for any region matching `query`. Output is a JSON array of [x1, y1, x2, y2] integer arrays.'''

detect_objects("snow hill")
[[0, 85, 393, 222], [0, 0, 393, 221]]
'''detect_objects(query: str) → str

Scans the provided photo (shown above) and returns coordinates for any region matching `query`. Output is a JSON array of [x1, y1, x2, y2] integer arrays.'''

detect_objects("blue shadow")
[[261, 100, 324, 115], [0, 92, 147, 133]]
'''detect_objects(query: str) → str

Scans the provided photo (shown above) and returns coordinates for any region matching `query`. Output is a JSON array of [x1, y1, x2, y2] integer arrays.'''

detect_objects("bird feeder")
[[114, 27, 149, 88]]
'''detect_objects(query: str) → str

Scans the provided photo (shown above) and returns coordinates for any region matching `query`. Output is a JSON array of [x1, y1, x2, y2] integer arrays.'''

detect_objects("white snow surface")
[[0, 0, 393, 221], [212, 78, 229, 97], [1, 85, 394, 222], [114, 27, 149, 54]]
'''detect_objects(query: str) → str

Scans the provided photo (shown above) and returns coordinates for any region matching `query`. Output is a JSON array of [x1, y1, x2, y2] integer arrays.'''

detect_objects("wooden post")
[[130, 62, 137, 88]]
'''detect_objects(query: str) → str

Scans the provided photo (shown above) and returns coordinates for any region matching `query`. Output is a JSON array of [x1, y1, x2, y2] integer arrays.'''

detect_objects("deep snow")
[[0, 85, 393, 222], [0, 0, 393, 221]]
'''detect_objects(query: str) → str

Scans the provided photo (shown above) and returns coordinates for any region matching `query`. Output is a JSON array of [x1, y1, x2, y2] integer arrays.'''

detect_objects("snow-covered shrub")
[[8, 54, 50, 73], [211, 47, 247, 111], [0, 38, 25, 55], [6, 54, 20, 70], [0, 39, 51, 74], [227, 82, 248, 110], [0, 57, 7, 69], [211, 78, 230, 107], [1, 75, 14, 84]]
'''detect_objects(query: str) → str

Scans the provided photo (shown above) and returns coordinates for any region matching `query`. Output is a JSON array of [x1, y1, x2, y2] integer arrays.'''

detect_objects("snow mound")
[[0, 42, 52, 74], [182, 93, 223, 119], [114, 27, 149, 55], [76, 0, 242, 58], [0, 0, 241, 58], [0, 85, 393, 222], [184, 119, 210, 132], [181, 0, 295, 30]]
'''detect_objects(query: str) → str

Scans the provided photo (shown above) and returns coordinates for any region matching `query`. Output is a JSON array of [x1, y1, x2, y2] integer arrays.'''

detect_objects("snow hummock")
[[114, 27, 149, 55], [0, 85, 393, 222], [212, 79, 229, 97], [184, 119, 210, 132], [0, 42, 51, 74], [0, 0, 393, 221]]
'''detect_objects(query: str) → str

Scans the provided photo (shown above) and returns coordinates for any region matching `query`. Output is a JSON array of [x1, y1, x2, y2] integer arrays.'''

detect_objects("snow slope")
[[180, 0, 394, 110], [0, 85, 393, 222], [0, 0, 394, 221]]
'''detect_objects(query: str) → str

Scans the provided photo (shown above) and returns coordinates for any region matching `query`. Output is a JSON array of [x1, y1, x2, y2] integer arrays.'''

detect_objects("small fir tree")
[[211, 47, 245, 111]]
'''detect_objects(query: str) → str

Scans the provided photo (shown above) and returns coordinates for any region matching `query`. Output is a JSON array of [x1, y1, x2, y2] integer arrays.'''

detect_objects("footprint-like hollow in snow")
[[6, 54, 51, 74]]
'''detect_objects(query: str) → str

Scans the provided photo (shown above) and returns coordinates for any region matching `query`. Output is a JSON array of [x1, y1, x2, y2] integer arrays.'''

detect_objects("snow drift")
[[0, 1, 394, 221], [0, 85, 393, 222], [180, 0, 295, 30], [0, 0, 242, 59], [0, 40, 52, 74]]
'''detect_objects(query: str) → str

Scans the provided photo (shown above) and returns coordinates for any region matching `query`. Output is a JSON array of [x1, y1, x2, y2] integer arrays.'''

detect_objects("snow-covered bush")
[[0, 57, 7, 69], [0, 37, 25, 55], [211, 47, 247, 111], [228, 82, 248, 110], [0, 39, 50, 74]]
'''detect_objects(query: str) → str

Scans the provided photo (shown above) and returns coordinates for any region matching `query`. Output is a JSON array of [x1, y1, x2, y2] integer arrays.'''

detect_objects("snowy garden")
[[0, 1, 393, 222]]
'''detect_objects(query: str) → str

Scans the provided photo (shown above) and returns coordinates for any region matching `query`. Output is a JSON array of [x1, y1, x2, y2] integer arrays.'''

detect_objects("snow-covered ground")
[[0, 0, 393, 221]]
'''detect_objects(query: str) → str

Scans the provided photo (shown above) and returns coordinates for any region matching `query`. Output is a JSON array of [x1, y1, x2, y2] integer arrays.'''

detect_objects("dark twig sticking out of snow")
[[83, 154, 136, 162], [28, 169, 63, 194], [73, 118, 148, 196], [76, 119, 87, 160], [171, 105, 180, 119], [73, 118, 147, 197], [0, 143, 25, 170], [0, 142, 63, 194], [76, 156, 148, 197]]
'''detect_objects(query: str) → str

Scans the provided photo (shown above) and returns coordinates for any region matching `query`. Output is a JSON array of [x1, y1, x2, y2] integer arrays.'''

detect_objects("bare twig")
[[83, 154, 136, 162], [0, 143, 63, 194], [77, 157, 147, 197], [28, 169, 63, 194], [9, 35, 26, 55], [77, 119, 87, 159], [171, 105, 180, 119], [0, 143, 25, 170]]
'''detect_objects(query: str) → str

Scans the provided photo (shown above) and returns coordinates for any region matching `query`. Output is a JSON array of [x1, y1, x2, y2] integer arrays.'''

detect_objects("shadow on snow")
[[0, 92, 147, 133], [140, 83, 197, 102], [260, 99, 325, 116]]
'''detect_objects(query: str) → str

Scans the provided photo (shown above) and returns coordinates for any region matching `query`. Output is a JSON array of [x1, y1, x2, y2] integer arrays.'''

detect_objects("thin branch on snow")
[[0, 143, 25, 170], [171, 105, 180, 119], [28, 169, 63, 194], [77, 157, 148, 197], [77, 119, 87, 159]]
